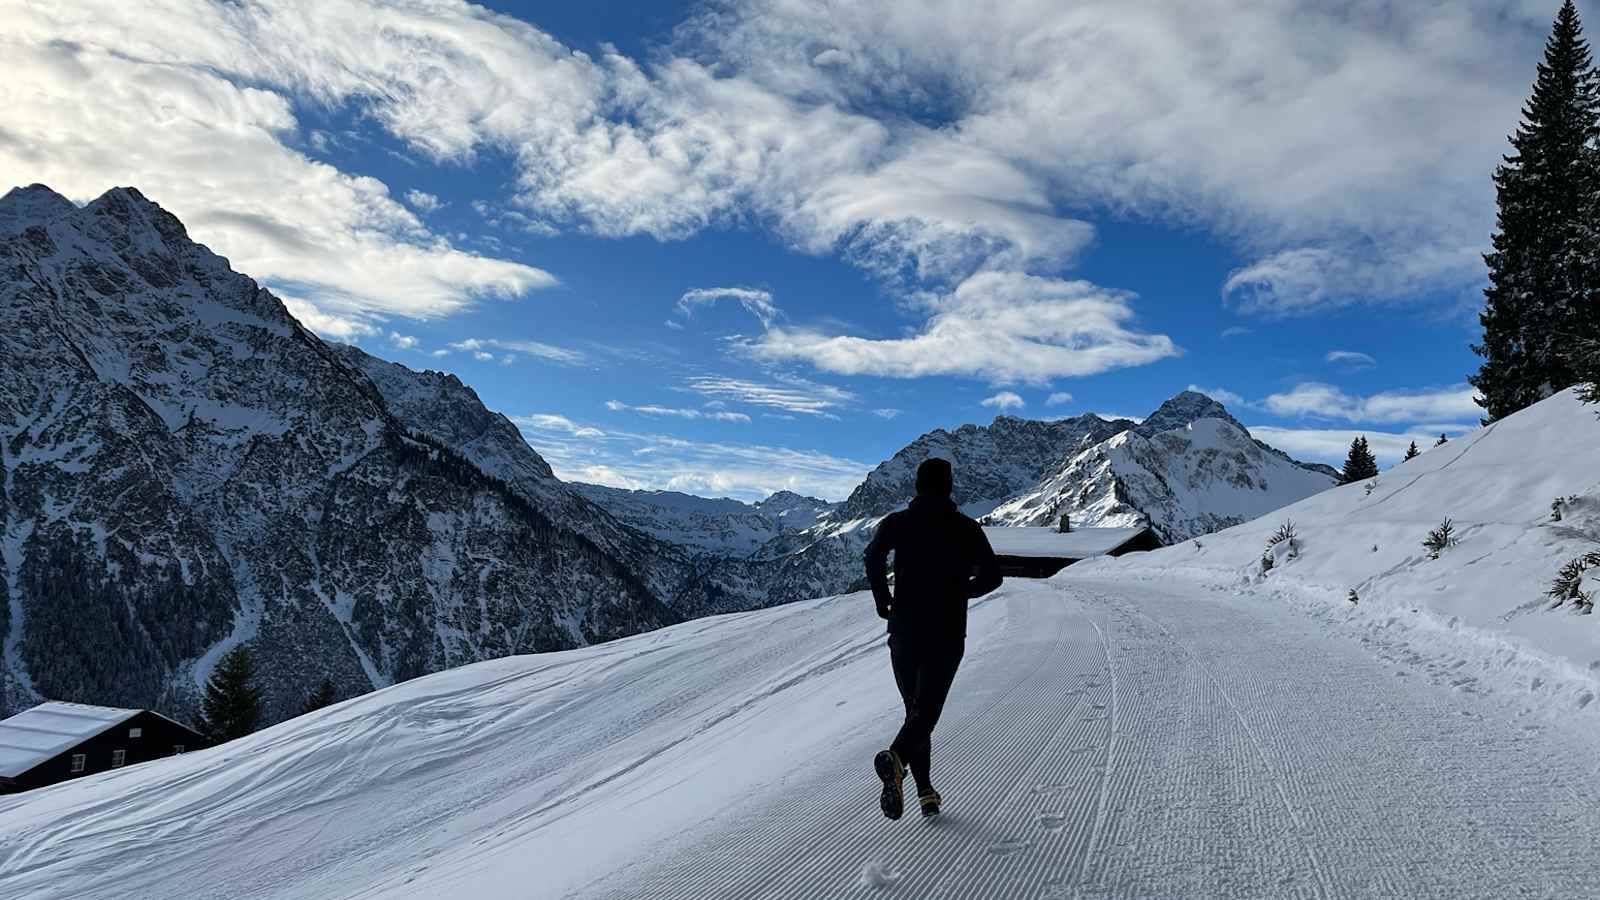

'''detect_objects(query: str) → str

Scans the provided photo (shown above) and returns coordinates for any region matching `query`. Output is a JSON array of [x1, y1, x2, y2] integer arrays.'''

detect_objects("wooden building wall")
[[0, 711, 205, 794]]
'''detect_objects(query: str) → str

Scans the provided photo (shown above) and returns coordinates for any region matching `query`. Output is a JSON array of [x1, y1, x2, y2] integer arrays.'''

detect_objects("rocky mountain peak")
[[1135, 390, 1244, 437], [0, 183, 77, 234]]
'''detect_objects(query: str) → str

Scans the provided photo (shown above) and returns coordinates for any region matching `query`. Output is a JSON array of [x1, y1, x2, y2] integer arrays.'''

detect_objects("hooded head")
[[914, 457, 954, 498]]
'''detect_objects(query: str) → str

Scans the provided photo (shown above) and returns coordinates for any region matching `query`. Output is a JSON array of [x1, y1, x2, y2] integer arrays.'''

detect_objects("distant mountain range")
[[0, 183, 1337, 724]]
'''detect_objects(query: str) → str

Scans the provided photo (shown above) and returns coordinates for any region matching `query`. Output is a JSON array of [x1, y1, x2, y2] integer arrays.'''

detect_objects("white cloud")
[[9, 0, 1548, 376], [1248, 425, 1474, 468], [448, 337, 584, 365], [404, 190, 443, 213], [511, 414, 605, 439], [872, 408, 902, 419], [981, 391, 1025, 411], [605, 400, 751, 423], [1045, 392, 1073, 406], [1, 7, 557, 331], [1326, 350, 1378, 370], [682, 375, 854, 418], [1220, 326, 1252, 339], [279, 296, 379, 339], [1261, 383, 1481, 424], [472, 351, 494, 362], [389, 332, 418, 350], [1186, 384, 1245, 407], [429, 348, 450, 358], [742, 271, 1177, 384], [515, 414, 869, 500], [675, 287, 782, 328]]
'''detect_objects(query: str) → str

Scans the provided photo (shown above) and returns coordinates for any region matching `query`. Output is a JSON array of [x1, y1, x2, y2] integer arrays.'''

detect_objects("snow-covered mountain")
[[9, 392, 1600, 900], [834, 414, 1134, 522], [0, 184, 674, 721], [567, 484, 833, 556], [984, 414, 1340, 542]]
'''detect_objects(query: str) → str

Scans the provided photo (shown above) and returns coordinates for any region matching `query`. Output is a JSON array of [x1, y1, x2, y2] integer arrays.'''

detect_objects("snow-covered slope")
[[0, 184, 672, 722], [1071, 387, 1600, 711], [10, 499, 1600, 898], [985, 416, 1339, 542]]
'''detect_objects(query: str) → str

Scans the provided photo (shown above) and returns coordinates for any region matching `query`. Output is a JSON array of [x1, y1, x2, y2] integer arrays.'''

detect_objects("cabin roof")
[[981, 526, 1150, 560], [0, 702, 144, 778]]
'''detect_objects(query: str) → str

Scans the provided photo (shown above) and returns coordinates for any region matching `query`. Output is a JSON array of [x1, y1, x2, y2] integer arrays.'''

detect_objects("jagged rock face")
[[834, 414, 1133, 522], [334, 347, 699, 606], [0, 185, 673, 722], [567, 484, 834, 557], [983, 418, 1339, 542]]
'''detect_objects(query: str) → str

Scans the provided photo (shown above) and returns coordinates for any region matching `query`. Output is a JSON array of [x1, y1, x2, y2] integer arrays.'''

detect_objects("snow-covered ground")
[[1076, 386, 1600, 718], [3, 391, 1598, 899]]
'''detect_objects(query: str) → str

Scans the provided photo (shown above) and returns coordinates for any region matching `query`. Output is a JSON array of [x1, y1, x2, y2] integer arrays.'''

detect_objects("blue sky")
[[2, 0, 1562, 499]]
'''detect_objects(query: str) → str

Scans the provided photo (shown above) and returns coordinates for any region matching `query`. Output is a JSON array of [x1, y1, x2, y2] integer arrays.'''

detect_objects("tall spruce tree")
[[1340, 436, 1379, 484], [1435, 432, 1450, 447], [1472, 0, 1600, 422], [1403, 440, 1421, 461], [301, 677, 338, 715], [195, 644, 262, 743]]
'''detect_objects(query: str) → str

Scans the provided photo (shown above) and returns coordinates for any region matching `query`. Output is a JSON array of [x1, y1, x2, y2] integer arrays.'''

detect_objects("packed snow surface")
[[3, 391, 1598, 899]]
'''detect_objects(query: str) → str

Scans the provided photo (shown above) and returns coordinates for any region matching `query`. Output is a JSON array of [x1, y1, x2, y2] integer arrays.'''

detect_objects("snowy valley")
[[0, 184, 1340, 727], [2, 389, 1598, 899]]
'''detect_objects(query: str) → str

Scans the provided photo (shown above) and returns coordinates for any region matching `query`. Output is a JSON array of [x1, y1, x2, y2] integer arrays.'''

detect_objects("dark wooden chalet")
[[0, 701, 205, 794], [982, 525, 1163, 578]]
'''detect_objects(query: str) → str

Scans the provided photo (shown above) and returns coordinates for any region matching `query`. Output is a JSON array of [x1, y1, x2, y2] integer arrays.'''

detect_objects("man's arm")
[[864, 515, 897, 619], [966, 522, 1003, 599]]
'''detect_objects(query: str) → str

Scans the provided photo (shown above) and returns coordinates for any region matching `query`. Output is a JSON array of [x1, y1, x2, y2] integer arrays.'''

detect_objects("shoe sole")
[[874, 751, 904, 820], [920, 795, 941, 818]]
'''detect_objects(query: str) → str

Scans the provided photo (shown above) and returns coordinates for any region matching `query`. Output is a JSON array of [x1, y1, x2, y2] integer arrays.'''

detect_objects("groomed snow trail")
[[576, 577, 1600, 900], [4, 577, 1599, 899]]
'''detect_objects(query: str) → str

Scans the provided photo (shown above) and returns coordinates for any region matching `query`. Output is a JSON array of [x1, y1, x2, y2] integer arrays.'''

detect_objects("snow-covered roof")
[[0, 702, 142, 778], [982, 526, 1150, 559]]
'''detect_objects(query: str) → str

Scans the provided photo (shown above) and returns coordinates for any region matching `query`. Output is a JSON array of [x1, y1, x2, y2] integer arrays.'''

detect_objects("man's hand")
[[876, 601, 892, 620]]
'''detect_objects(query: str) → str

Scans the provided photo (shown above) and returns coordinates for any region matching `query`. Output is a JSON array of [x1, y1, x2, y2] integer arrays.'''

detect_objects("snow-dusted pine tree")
[[1403, 441, 1421, 461], [1340, 437, 1379, 484], [195, 645, 263, 744], [1435, 433, 1450, 447], [1472, 0, 1600, 422], [301, 678, 339, 715]]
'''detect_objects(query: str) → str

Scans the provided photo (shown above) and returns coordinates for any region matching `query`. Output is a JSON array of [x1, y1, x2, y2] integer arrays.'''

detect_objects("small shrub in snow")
[[1552, 498, 1565, 522], [1364, 478, 1379, 497], [1548, 552, 1600, 609], [1266, 520, 1300, 559], [1422, 518, 1457, 559], [1260, 552, 1275, 576], [1347, 589, 1359, 605]]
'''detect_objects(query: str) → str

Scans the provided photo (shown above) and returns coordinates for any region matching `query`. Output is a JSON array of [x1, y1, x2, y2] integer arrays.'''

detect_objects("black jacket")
[[864, 495, 1003, 641]]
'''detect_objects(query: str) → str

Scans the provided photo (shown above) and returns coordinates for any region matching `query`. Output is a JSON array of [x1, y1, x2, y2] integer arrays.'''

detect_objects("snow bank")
[[1067, 387, 1600, 717]]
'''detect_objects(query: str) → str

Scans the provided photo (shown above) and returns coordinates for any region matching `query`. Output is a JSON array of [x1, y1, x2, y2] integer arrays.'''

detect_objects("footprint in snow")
[[1038, 812, 1068, 832], [858, 859, 903, 888], [987, 838, 1032, 855]]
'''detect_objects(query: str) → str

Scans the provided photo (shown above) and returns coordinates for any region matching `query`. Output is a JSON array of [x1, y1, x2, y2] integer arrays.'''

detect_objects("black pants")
[[888, 634, 964, 794]]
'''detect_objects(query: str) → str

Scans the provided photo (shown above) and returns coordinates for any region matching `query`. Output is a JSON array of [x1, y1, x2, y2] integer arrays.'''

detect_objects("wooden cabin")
[[982, 525, 1162, 578], [0, 702, 205, 794]]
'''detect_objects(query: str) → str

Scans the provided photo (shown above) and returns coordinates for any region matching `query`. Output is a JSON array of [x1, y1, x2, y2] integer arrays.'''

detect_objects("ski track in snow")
[[5, 578, 1600, 899]]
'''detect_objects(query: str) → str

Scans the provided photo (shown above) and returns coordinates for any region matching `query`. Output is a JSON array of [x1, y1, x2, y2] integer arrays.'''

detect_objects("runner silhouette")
[[863, 457, 1003, 819]]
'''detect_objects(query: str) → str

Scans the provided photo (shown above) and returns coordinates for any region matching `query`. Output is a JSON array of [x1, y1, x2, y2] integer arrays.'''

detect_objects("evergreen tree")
[[1575, 334, 1600, 407], [1403, 440, 1421, 461], [1340, 436, 1379, 484], [301, 677, 338, 715], [1472, 0, 1600, 422], [1435, 432, 1450, 447], [195, 644, 262, 743]]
